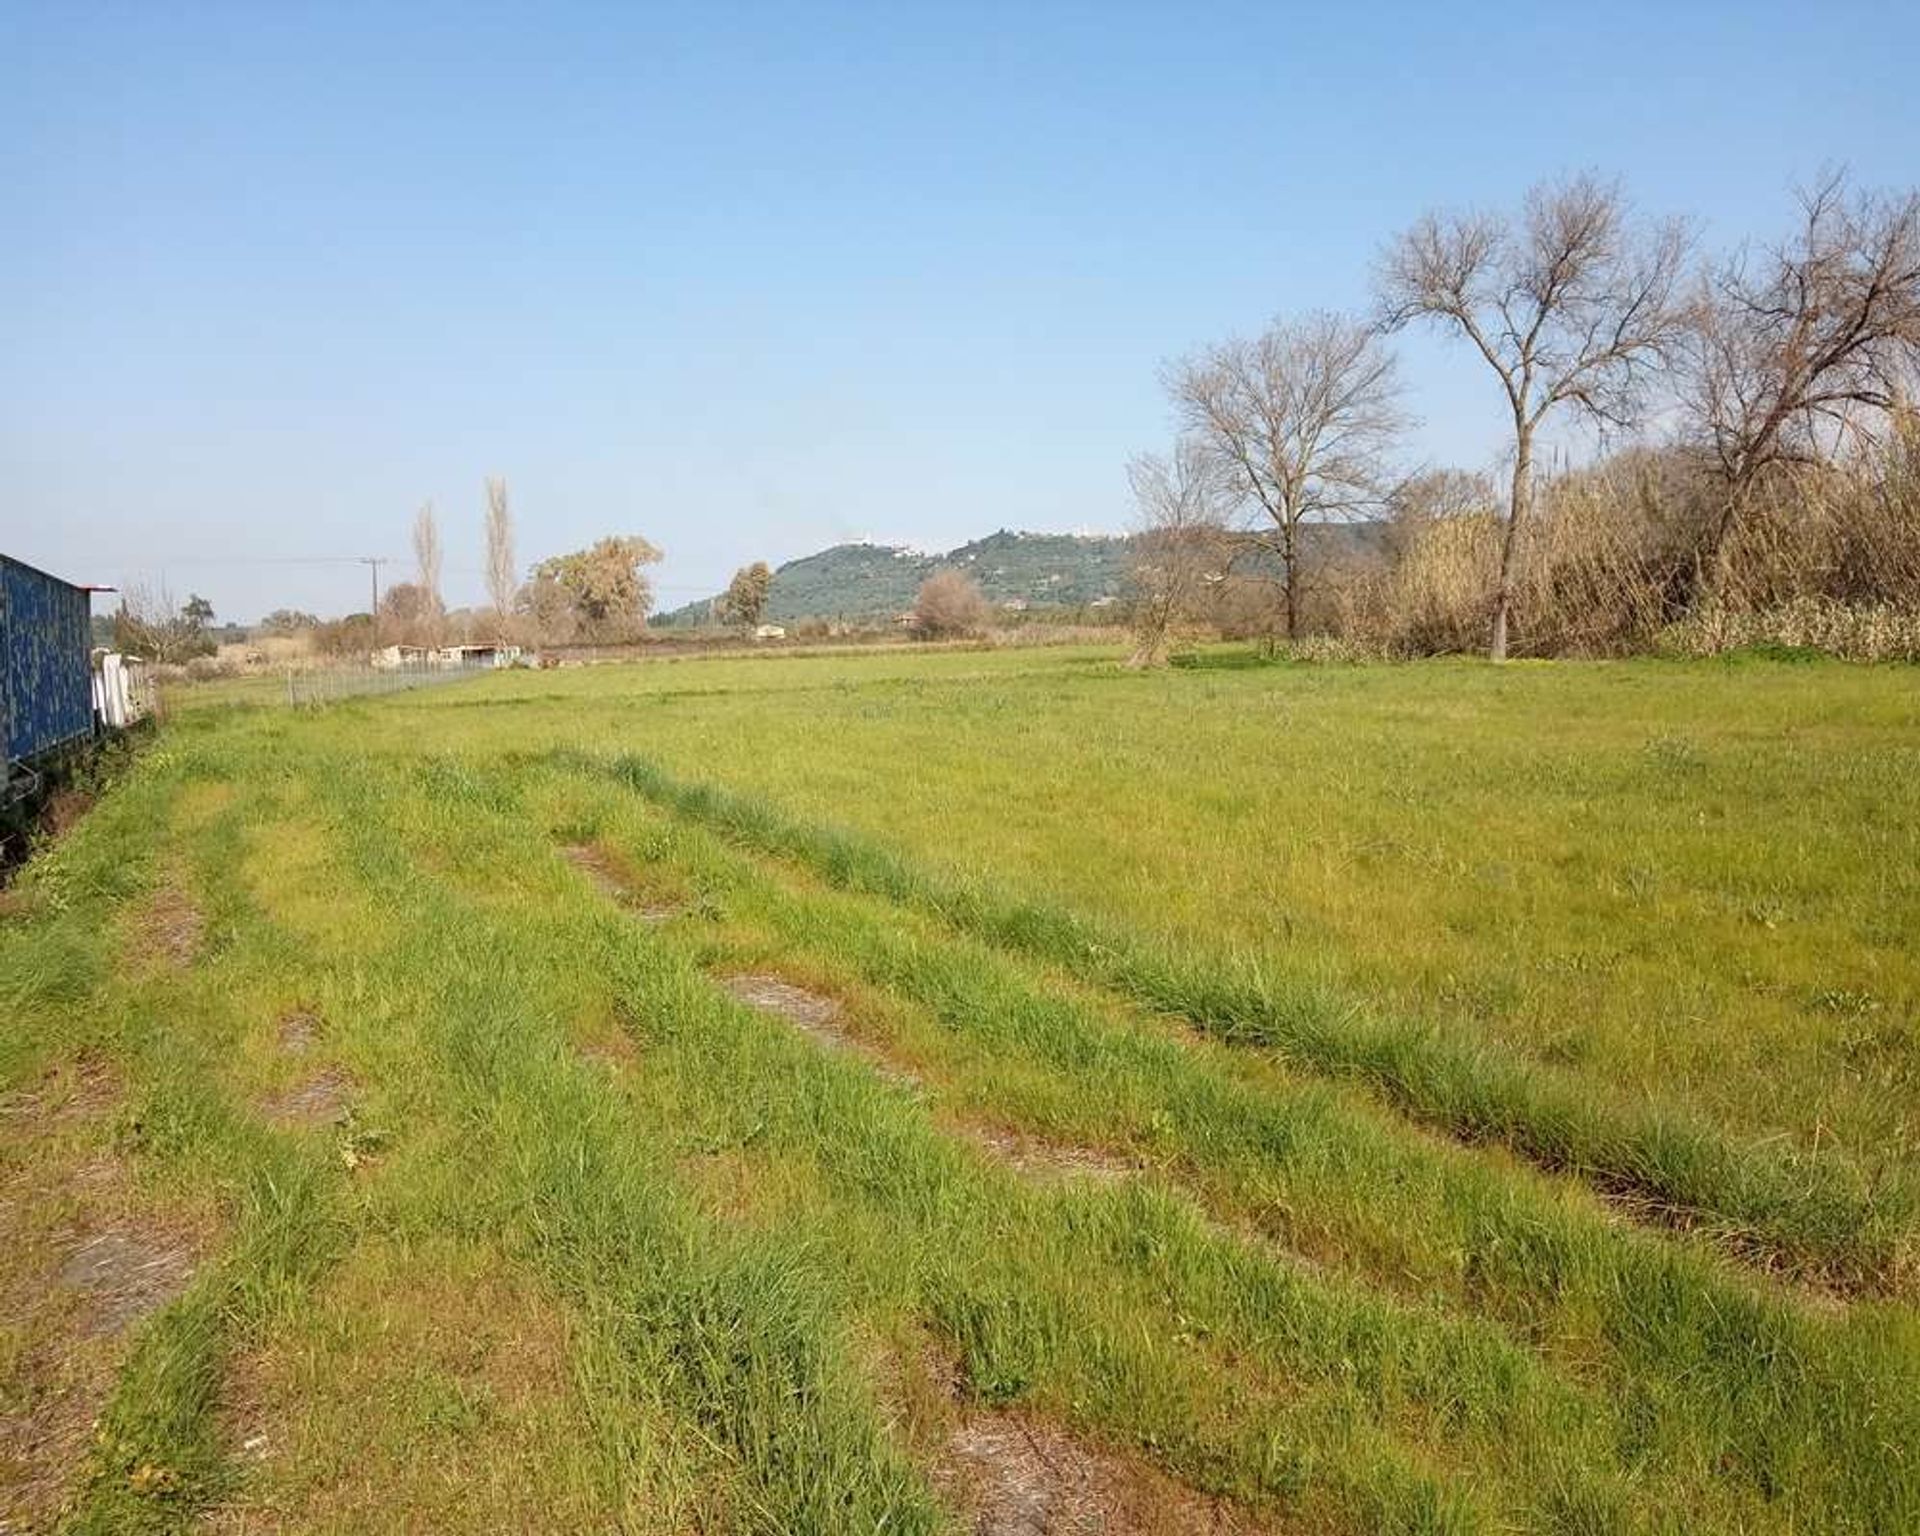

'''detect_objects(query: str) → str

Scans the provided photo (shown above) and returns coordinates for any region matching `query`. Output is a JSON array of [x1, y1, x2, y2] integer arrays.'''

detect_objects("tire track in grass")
[[195, 764, 721, 1532], [362, 758, 1573, 1531], [565, 835, 1140, 1183], [323, 736, 1909, 1532], [635, 962, 1558, 1534], [519, 836, 1661, 1531], [713, 965, 1141, 1186], [585, 748, 1910, 1295], [548, 758, 1918, 1534], [309, 753, 948, 1533], [0, 1059, 205, 1532], [559, 841, 685, 923], [1, 763, 355, 1535], [901, 1336, 1273, 1536]]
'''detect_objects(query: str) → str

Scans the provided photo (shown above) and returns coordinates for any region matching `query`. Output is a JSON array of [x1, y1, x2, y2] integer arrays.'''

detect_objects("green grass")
[[2, 643, 1916, 1532], [586, 746, 1905, 1287], [489, 649, 1920, 1169]]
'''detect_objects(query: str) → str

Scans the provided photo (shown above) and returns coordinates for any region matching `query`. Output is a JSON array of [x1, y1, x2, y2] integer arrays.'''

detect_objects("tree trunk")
[[1126, 592, 1172, 669], [1492, 432, 1532, 662], [1282, 519, 1300, 640], [1696, 481, 1748, 610]]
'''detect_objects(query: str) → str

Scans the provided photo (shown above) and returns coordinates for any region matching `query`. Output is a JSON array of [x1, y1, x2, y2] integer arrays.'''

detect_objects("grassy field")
[[2, 644, 1915, 1533]]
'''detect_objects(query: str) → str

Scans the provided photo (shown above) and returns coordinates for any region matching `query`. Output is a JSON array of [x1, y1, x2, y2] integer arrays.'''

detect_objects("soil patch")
[[1, 780, 102, 885], [42, 787, 97, 839], [560, 843, 681, 922], [939, 1414, 1256, 1536], [276, 1011, 322, 1054], [262, 1069, 353, 1127], [57, 1227, 197, 1338], [719, 972, 919, 1085], [963, 1124, 1134, 1185], [0, 1054, 119, 1129], [902, 1343, 1260, 1536], [136, 880, 203, 969], [721, 972, 842, 1030], [0, 1072, 206, 1532]]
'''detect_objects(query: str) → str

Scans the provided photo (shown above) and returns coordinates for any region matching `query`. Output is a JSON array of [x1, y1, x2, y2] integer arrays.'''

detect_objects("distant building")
[[752, 624, 787, 641], [372, 643, 521, 670], [434, 643, 522, 668]]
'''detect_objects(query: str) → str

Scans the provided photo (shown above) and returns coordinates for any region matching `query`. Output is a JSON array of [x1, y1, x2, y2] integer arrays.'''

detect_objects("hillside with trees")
[[660, 530, 1142, 625]]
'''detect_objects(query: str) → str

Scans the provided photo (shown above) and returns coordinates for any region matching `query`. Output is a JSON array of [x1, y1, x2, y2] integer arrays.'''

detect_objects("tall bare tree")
[[1125, 437, 1229, 667], [1167, 311, 1404, 639], [412, 500, 444, 641], [1684, 172, 1920, 595], [1379, 174, 1691, 658], [484, 477, 518, 617]]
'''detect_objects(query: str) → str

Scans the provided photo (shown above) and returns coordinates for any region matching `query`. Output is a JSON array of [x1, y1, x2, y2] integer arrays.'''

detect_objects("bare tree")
[[412, 501, 444, 641], [113, 582, 218, 663], [1684, 172, 1920, 596], [1125, 437, 1229, 667], [378, 580, 438, 646], [1166, 311, 1405, 640], [484, 477, 517, 618], [1379, 174, 1692, 658]]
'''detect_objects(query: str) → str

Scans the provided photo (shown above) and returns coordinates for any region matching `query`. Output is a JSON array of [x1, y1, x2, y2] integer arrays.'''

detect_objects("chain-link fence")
[[283, 656, 498, 708]]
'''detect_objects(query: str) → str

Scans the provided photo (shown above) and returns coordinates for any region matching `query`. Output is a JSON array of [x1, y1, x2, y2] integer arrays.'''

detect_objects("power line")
[[110, 554, 401, 567]]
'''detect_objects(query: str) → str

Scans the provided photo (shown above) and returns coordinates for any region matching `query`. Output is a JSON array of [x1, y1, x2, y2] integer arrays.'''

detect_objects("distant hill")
[[657, 523, 1392, 627], [657, 529, 1138, 625]]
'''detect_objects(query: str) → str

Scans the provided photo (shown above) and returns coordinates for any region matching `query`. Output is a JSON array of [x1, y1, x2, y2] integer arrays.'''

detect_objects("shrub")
[[912, 570, 989, 638], [1660, 599, 1920, 662]]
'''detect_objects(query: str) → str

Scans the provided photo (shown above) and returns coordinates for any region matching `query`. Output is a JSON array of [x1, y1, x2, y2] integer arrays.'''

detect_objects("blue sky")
[[6, 2, 1916, 620]]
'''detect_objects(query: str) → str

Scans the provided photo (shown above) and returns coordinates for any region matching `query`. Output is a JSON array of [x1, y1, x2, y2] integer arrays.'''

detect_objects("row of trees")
[[327, 481, 667, 651], [1130, 170, 1920, 663]]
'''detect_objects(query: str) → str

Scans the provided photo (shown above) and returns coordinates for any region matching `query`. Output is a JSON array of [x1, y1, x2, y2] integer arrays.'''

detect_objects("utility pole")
[[360, 556, 389, 649]]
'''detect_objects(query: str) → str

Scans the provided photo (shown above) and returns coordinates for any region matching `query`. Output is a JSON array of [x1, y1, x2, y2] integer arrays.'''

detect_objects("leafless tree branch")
[[1165, 310, 1407, 639]]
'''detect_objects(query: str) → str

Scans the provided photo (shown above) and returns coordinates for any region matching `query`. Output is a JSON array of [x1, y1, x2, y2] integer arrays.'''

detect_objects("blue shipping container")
[[1, 555, 95, 765]]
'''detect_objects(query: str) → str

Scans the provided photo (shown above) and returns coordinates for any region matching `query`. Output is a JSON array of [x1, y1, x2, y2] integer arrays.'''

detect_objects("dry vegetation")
[[914, 569, 992, 638], [1329, 427, 1920, 659], [1131, 171, 1920, 663]]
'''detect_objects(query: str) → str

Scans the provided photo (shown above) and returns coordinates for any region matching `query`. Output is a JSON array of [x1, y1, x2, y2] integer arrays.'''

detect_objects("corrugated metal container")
[[1, 555, 95, 765]]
